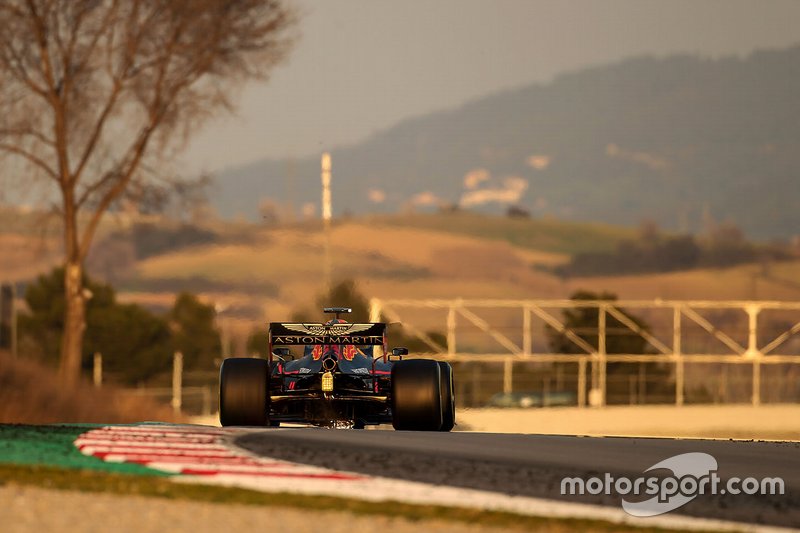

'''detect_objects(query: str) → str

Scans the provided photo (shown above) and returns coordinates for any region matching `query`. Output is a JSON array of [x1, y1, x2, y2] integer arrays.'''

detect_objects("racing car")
[[219, 307, 455, 431]]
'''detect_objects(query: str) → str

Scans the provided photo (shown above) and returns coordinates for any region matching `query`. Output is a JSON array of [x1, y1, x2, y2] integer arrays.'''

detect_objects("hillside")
[[214, 45, 800, 239], [363, 213, 635, 255], [4, 211, 800, 356], [126, 215, 800, 323]]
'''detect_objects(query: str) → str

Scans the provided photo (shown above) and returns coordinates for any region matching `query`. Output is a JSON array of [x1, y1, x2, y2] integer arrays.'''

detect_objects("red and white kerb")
[[74, 425, 362, 481]]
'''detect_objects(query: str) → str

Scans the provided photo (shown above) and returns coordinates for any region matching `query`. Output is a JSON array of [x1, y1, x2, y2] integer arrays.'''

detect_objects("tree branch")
[[0, 126, 55, 147], [0, 142, 59, 181], [78, 122, 156, 260], [25, 0, 72, 186], [0, 39, 51, 99], [71, 79, 124, 181], [25, 0, 59, 98]]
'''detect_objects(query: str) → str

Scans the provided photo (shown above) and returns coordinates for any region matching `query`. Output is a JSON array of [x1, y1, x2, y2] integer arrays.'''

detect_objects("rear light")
[[321, 371, 334, 392]]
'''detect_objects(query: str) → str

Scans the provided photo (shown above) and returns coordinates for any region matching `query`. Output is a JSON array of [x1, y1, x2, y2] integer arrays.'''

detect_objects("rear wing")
[[268, 322, 388, 361]]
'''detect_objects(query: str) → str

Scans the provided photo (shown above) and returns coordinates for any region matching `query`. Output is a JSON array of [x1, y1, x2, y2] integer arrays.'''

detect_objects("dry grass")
[[130, 220, 571, 320], [135, 220, 566, 284], [126, 217, 800, 331], [0, 351, 180, 424], [567, 261, 800, 301]]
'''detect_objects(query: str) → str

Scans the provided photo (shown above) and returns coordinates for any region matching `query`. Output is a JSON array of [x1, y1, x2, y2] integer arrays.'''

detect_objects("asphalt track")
[[236, 429, 800, 529]]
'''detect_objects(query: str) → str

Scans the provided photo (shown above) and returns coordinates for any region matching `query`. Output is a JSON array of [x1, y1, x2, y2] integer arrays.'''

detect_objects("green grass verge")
[[0, 424, 168, 476], [0, 463, 715, 533], [365, 213, 636, 255]]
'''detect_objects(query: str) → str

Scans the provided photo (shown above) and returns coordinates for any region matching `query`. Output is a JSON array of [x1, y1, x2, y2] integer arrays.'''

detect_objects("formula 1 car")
[[219, 307, 455, 431]]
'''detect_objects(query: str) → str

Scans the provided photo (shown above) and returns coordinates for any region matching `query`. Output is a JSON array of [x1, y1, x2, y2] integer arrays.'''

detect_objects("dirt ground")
[[0, 484, 555, 533]]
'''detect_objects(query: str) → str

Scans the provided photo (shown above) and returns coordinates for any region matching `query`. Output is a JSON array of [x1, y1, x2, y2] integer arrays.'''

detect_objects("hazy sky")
[[182, 0, 800, 173]]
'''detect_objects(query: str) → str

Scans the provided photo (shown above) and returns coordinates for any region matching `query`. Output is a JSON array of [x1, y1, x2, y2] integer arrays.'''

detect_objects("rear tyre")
[[391, 359, 442, 431], [219, 358, 270, 426], [437, 362, 455, 432]]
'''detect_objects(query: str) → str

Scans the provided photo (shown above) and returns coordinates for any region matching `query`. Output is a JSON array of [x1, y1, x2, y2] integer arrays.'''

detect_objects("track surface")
[[236, 430, 800, 529]]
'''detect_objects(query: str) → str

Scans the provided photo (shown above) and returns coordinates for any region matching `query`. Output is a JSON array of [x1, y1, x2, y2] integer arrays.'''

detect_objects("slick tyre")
[[437, 361, 455, 432], [391, 359, 442, 431], [219, 358, 270, 427]]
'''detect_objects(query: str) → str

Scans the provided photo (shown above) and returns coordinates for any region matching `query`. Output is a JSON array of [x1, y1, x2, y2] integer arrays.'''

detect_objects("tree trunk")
[[58, 261, 86, 388], [58, 177, 87, 388]]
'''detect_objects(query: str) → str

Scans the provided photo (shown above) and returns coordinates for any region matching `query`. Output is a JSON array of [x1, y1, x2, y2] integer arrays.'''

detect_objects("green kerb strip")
[[0, 424, 169, 476]]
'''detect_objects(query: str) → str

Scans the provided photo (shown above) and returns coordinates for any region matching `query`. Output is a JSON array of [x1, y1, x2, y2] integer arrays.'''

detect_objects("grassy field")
[[128, 215, 800, 326], [364, 212, 637, 255], [131, 219, 573, 321]]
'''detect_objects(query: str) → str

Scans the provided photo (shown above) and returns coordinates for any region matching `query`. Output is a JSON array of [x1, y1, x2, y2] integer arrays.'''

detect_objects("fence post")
[[638, 363, 646, 404], [522, 304, 532, 356], [577, 358, 587, 408], [674, 305, 684, 406], [202, 386, 212, 416], [447, 302, 457, 356], [503, 357, 513, 394], [172, 351, 183, 415], [746, 305, 760, 357], [471, 364, 480, 408], [93, 352, 102, 387], [720, 364, 728, 403], [746, 305, 761, 406], [597, 304, 607, 407], [752, 359, 761, 406]]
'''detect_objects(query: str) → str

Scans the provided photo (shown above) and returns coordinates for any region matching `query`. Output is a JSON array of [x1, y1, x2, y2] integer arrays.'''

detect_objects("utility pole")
[[285, 158, 296, 222], [321, 152, 333, 293]]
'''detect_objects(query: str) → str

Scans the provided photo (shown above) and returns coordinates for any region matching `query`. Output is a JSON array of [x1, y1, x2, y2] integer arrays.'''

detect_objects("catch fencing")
[[369, 298, 800, 408]]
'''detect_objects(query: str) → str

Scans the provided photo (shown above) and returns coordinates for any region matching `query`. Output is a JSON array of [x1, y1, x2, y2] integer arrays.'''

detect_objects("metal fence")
[[94, 351, 216, 417], [369, 298, 800, 408], [13, 293, 800, 413]]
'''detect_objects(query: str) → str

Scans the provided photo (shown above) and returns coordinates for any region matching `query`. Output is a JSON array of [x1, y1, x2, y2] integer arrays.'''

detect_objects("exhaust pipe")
[[322, 356, 337, 372]]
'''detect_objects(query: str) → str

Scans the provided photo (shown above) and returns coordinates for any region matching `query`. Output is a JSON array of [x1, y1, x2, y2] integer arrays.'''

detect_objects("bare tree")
[[0, 0, 294, 386]]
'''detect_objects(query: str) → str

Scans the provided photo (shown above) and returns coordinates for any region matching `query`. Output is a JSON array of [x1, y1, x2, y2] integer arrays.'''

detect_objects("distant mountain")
[[213, 45, 800, 239]]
